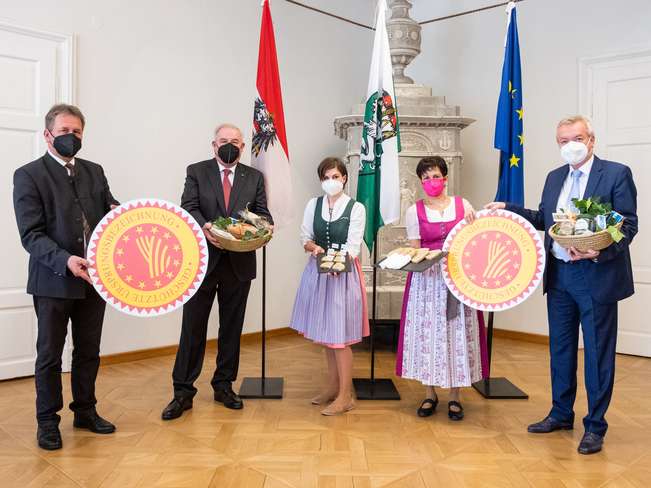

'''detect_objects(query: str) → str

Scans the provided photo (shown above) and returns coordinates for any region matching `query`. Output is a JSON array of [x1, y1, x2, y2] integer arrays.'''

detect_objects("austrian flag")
[[251, 0, 292, 227]]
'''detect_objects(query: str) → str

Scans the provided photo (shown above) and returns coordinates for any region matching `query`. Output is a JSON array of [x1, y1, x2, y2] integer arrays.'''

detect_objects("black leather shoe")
[[73, 411, 116, 434], [37, 424, 62, 450], [527, 416, 573, 433], [417, 397, 438, 417], [578, 432, 604, 455], [214, 387, 243, 410], [161, 398, 193, 420], [448, 401, 464, 421]]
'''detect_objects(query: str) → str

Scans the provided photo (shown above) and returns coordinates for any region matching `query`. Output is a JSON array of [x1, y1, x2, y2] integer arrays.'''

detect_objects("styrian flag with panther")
[[357, 0, 401, 252]]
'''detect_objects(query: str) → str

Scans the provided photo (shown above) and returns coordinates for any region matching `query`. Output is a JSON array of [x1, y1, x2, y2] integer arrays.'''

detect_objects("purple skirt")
[[290, 256, 367, 348]]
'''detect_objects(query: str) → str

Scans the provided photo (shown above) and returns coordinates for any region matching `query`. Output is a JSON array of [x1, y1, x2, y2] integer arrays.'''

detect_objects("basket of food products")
[[209, 208, 273, 252], [549, 198, 624, 252]]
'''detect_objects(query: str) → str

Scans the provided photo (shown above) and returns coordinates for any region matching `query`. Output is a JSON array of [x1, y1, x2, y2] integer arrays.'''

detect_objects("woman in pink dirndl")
[[396, 157, 489, 420]]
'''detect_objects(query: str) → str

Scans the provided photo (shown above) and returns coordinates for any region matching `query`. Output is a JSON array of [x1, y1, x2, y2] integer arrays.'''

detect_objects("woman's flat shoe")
[[448, 401, 464, 421], [311, 392, 337, 405], [320, 401, 355, 416], [417, 397, 438, 417]]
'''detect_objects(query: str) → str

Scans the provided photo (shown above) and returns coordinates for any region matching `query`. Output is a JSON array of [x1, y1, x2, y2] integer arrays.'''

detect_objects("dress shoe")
[[320, 399, 355, 416], [73, 411, 116, 434], [527, 416, 573, 433], [214, 388, 243, 410], [448, 401, 464, 421], [37, 424, 62, 450], [578, 432, 604, 455], [311, 391, 338, 406], [161, 397, 193, 420], [417, 397, 438, 417]]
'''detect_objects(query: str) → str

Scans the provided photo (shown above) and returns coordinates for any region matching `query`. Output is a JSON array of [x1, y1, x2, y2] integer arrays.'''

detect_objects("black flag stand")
[[472, 311, 528, 399], [353, 232, 401, 400], [239, 246, 284, 398]]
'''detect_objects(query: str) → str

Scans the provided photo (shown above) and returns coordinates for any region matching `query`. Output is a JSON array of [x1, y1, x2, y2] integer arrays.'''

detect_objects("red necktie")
[[222, 168, 232, 210]]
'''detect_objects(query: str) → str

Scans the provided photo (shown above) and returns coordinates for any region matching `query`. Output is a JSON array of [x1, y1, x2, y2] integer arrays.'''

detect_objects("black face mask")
[[217, 143, 240, 165], [51, 132, 82, 158]]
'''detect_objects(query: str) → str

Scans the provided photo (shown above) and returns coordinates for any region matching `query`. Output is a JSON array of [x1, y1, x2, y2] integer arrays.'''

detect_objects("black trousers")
[[33, 285, 106, 425], [172, 255, 252, 399]]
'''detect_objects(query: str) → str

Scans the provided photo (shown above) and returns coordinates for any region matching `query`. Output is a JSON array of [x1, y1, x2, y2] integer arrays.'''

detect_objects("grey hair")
[[557, 115, 595, 138], [213, 123, 243, 140], [45, 104, 86, 131]]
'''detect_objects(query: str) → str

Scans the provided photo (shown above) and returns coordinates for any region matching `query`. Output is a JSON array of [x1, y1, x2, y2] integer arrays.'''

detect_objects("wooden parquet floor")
[[1, 333, 651, 488]]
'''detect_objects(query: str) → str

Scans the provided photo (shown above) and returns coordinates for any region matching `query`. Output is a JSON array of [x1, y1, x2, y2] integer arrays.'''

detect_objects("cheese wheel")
[[402, 248, 417, 258], [411, 248, 430, 263], [425, 250, 442, 260], [388, 247, 405, 257]]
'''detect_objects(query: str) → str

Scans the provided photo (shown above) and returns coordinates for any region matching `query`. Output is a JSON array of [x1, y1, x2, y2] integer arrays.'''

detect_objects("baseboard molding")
[[99, 327, 294, 366], [493, 328, 549, 345]]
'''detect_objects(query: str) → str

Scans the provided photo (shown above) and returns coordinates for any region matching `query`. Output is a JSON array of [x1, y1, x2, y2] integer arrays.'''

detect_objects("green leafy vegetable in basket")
[[570, 197, 612, 218], [213, 216, 234, 230], [569, 197, 624, 243]]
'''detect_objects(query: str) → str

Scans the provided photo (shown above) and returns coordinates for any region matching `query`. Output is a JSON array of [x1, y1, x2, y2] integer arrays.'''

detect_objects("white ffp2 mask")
[[560, 140, 588, 166], [321, 179, 344, 196]]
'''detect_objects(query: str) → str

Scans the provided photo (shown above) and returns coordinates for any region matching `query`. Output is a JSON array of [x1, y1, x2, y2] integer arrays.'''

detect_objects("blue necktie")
[[555, 170, 583, 262], [567, 170, 582, 213]]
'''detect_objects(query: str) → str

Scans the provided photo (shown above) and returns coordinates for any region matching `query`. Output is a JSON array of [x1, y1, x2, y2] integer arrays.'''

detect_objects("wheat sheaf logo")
[[441, 210, 545, 312], [483, 240, 512, 280], [87, 199, 208, 317], [135, 235, 173, 279]]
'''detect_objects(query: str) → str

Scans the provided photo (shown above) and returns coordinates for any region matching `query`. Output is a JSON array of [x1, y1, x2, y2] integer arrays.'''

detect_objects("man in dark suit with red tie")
[[162, 123, 273, 419], [13, 104, 119, 450]]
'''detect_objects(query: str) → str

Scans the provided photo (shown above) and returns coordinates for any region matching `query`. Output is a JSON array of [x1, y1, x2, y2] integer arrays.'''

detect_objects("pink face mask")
[[422, 177, 446, 197]]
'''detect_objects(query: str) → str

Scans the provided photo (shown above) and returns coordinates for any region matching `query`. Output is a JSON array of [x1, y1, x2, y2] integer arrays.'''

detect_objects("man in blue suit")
[[487, 115, 638, 454]]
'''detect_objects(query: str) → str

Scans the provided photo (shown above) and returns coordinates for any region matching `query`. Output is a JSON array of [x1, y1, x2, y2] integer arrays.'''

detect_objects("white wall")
[[7, 0, 649, 350], [408, 0, 651, 335], [2, 0, 374, 354]]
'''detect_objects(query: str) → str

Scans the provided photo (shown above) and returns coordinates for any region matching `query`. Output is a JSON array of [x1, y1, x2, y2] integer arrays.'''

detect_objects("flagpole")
[[472, 1, 528, 401], [239, 0, 285, 400], [261, 245, 266, 382], [239, 244, 284, 399], [352, 137, 400, 400], [370, 231, 378, 382]]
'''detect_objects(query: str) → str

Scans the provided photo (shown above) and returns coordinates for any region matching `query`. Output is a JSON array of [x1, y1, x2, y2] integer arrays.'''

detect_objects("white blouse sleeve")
[[300, 198, 318, 246], [405, 204, 420, 240], [345, 202, 366, 258], [462, 198, 474, 215]]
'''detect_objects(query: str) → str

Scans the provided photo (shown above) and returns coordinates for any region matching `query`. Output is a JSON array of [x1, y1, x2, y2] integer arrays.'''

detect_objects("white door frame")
[[579, 45, 651, 357], [0, 21, 77, 376]]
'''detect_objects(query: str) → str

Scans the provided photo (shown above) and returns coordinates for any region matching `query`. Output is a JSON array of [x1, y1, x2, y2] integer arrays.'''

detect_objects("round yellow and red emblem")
[[87, 199, 208, 317], [442, 210, 545, 311]]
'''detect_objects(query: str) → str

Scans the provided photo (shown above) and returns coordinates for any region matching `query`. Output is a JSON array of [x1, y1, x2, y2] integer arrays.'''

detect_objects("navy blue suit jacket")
[[506, 156, 638, 304]]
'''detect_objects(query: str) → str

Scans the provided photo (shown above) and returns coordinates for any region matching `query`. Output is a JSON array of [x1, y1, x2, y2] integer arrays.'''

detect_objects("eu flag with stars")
[[494, 4, 524, 206]]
